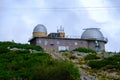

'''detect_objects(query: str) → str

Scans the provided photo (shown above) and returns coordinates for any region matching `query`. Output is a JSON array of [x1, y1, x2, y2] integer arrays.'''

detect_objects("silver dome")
[[81, 28, 105, 41], [33, 24, 47, 34]]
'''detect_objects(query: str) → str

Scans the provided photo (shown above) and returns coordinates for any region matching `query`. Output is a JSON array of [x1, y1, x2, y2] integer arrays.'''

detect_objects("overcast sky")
[[0, 0, 120, 52]]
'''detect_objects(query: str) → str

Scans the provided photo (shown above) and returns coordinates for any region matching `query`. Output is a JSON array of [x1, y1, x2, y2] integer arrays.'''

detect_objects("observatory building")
[[29, 24, 108, 52], [81, 28, 108, 52], [33, 24, 47, 37]]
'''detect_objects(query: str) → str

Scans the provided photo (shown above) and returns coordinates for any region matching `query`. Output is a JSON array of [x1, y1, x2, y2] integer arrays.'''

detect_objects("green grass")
[[73, 47, 96, 53], [0, 41, 43, 51], [87, 53, 120, 70], [0, 41, 80, 80], [84, 54, 100, 60]]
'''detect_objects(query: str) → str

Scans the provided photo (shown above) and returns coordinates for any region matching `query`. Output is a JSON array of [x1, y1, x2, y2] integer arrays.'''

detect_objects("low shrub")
[[0, 52, 80, 80], [87, 53, 120, 70], [31, 61, 80, 80], [88, 60, 106, 69], [13, 50, 30, 54], [84, 54, 100, 60], [73, 47, 96, 53], [0, 47, 10, 54], [69, 55, 77, 60], [0, 41, 43, 51]]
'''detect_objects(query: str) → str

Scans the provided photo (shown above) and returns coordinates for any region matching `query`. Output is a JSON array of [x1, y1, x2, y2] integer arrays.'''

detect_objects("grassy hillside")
[[82, 53, 120, 79], [0, 41, 80, 80], [0, 41, 43, 51], [73, 47, 96, 53], [87, 53, 120, 70], [60, 49, 120, 80]]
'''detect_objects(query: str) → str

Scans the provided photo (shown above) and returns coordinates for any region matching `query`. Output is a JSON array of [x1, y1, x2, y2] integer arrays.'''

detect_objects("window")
[[57, 41, 60, 44], [75, 42, 78, 45], [50, 44, 54, 46], [45, 40, 48, 45], [80, 41, 83, 44], [37, 39, 41, 44]]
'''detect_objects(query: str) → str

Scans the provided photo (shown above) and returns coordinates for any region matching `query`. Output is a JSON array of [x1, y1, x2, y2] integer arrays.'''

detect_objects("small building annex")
[[29, 24, 108, 52]]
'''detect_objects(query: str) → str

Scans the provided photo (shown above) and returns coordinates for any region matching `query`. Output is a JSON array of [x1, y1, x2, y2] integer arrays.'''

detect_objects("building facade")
[[29, 24, 108, 52], [81, 28, 108, 51], [29, 37, 88, 51]]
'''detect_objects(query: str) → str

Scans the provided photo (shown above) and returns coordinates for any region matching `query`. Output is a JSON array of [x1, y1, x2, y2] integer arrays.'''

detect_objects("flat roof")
[[28, 37, 85, 42], [28, 37, 106, 42]]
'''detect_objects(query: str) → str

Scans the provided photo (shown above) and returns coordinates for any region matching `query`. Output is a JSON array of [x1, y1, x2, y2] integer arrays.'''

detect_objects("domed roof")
[[33, 24, 47, 34], [81, 28, 104, 41]]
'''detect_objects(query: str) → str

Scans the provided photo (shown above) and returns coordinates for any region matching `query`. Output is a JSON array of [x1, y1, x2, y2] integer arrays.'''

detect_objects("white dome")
[[33, 24, 47, 34], [81, 28, 105, 41]]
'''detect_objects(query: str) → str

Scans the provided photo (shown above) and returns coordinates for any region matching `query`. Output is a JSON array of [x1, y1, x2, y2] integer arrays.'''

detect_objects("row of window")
[[37, 39, 83, 46]]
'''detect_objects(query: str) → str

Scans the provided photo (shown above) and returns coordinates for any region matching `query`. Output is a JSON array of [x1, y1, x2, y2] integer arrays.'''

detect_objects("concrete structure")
[[29, 24, 108, 52], [33, 24, 47, 37], [29, 37, 88, 51], [81, 28, 108, 51]]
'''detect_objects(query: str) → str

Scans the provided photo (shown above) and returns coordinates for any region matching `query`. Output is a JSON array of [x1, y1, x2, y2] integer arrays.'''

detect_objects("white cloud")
[[80, 0, 111, 22]]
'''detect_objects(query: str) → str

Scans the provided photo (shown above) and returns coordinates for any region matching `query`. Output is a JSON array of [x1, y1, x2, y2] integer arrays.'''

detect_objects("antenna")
[[57, 26, 59, 33], [60, 25, 64, 32], [60, 25, 62, 32], [62, 25, 64, 31], [57, 25, 65, 33]]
